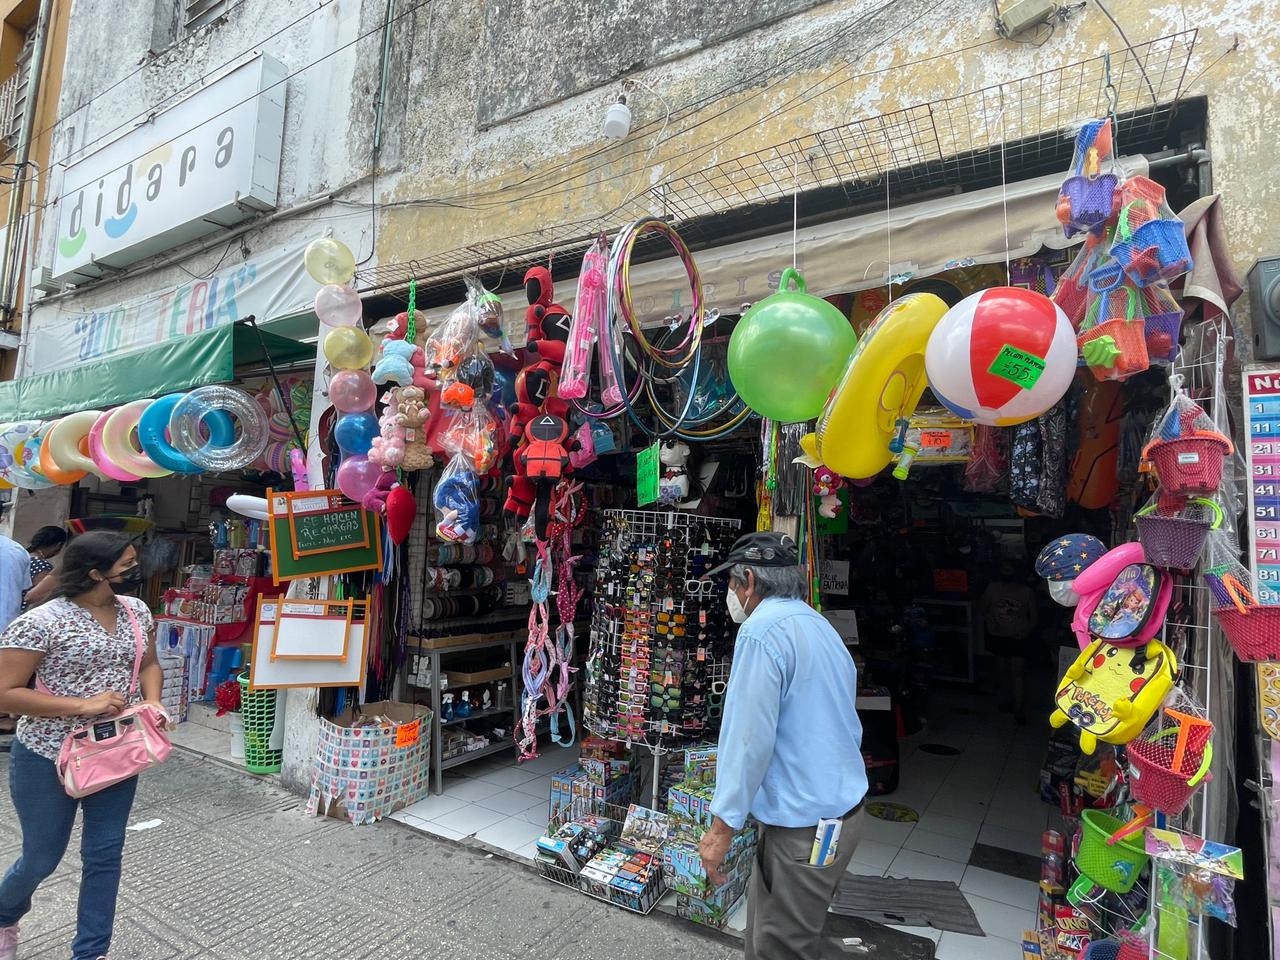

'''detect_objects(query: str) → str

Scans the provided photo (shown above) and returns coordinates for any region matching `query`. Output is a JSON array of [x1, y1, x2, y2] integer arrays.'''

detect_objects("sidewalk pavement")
[[0, 750, 739, 960]]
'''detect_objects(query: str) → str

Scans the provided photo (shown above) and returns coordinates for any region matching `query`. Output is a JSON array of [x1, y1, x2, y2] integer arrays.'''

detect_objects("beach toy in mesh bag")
[[1140, 392, 1232, 498], [1052, 230, 1110, 328], [1140, 282, 1184, 363], [1077, 286, 1149, 382], [1127, 689, 1213, 817], [1074, 809, 1151, 893], [1056, 118, 1120, 237], [1203, 557, 1280, 662], [1110, 195, 1193, 288], [1134, 496, 1221, 570]]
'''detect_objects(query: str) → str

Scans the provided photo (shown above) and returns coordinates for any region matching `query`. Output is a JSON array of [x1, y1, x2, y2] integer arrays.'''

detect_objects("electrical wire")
[[1093, 0, 1159, 104]]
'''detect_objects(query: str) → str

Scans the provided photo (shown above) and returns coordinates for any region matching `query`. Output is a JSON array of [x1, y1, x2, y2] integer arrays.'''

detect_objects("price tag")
[[395, 718, 422, 748], [636, 442, 660, 506], [987, 344, 1046, 389], [920, 430, 952, 449]]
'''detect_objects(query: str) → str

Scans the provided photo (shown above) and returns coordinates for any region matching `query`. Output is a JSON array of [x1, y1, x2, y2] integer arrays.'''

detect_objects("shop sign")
[[23, 235, 321, 375], [821, 559, 850, 596], [50, 55, 287, 284]]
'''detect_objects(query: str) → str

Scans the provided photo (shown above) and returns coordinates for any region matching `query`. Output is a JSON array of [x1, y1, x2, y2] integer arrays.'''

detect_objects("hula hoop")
[[138, 394, 235, 475], [98, 400, 173, 479], [608, 218, 704, 369]]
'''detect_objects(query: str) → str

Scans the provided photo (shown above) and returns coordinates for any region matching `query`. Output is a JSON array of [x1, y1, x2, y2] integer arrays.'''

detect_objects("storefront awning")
[[0, 322, 313, 421]]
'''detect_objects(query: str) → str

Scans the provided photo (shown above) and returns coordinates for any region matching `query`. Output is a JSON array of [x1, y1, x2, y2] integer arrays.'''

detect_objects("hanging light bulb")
[[602, 95, 632, 141]]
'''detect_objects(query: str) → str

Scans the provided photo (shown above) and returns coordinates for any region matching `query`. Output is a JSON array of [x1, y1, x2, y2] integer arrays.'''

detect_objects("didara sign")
[[50, 55, 287, 284]]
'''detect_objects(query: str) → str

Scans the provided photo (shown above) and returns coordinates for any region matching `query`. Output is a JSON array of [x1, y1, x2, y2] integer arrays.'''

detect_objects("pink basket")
[[1214, 606, 1280, 662], [1127, 727, 1212, 817], [1144, 435, 1231, 497]]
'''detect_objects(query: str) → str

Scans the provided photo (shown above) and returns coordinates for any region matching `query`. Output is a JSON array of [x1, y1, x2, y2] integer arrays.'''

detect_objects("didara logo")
[[58, 127, 236, 260]]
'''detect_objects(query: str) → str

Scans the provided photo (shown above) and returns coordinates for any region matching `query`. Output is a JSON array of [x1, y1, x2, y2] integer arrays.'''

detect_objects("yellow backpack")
[[1050, 637, 1178, 754]]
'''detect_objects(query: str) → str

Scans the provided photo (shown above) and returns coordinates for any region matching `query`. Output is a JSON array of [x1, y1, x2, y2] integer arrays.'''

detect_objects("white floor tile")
[[982, 801, 1049, 835], [926, 797, 990, 824], [475, 764, 545, 788], [915, 813, 981, 844], [520, 802, 550, 827], [964, 893, 1037, 943], [512, 775, 553, 799], [977, 822, 1045, 857], [397, 793, 468, 821], [903, 828, 974, 864], [887, 924, 943, 945], [861, 816, 917, 845], [845, 838, 902, 873], [960, 866, 1041, 911], [940, 777, 998, 804], [845, 860, 886, 877], [431, 803, 509, 836], [886, 848, 966, 885], [440, 777, 507, 803], [475, 815, 547, 853], [936, 930, 1025, 960], [476, 789, 541, 816], [409, 820, 466, 841]]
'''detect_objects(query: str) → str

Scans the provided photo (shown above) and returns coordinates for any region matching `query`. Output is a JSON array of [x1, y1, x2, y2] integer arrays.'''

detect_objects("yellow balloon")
[[304, 237, 356, 285], [816, 293, 948, 480], [323, 326, 374, 371]]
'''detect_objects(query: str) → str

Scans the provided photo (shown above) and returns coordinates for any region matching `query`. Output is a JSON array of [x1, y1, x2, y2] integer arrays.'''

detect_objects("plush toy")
[[372, 339, 416, 386], [361, 469, 398, 513], [814, 466, 845, 519], [385, 482, 416, 544], [442, 353, 496, 410], [397, 386, 434, 472], [368, 398, 406, 469], [523, 266, 572, 365], [658, 440, 691, 504], [505, 473, 536, 519], [520, 414, 570, 540], [434, 461, 480, 544]]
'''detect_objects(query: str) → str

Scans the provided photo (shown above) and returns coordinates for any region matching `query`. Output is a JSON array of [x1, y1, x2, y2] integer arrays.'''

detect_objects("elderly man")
[[699, 532, 867, 960]]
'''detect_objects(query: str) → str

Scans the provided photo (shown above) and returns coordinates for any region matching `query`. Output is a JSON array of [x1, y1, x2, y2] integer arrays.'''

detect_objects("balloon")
[[728, 268, 858, 422], [813, 293, 949, 480], [925, 287, 1077, 427], [336, 455, 381, 502], [314, 283, 363, 328], [304, 237, 356, 285], [226, 494, 270, 521], [329, 369, 377, 413], [323, 326, 374, 371], [334, 411, 379, 455], [262, 441, 290, 475]]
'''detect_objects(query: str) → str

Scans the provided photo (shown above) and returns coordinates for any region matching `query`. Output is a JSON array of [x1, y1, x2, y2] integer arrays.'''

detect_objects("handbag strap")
[[35, 599, 147, 697]]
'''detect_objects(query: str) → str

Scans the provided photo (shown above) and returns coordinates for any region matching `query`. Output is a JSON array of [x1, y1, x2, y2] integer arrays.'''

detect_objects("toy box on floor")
[[536, 804, 669, 914], [675, 866, 753, 929], [549, 761, 636, 820], [661, 827, 756, 896]]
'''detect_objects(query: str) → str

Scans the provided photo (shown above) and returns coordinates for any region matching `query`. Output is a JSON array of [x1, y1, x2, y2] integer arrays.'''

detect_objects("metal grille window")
[[0, 29, 34, 153], [185, 0, 229, 31]]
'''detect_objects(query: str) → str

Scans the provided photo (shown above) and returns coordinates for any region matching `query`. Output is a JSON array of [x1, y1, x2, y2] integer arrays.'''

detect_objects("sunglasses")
[[685, 579, 715, 596]]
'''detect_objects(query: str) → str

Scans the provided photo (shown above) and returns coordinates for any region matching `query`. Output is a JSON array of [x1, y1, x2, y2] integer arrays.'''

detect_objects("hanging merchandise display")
[[1141, 389, 1233, 501], [727, 267, 858, 423], [1126, 688, 1214, 818]]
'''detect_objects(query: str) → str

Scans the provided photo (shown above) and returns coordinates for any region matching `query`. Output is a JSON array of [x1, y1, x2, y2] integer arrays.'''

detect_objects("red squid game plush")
[[523, 266, 572, 366]]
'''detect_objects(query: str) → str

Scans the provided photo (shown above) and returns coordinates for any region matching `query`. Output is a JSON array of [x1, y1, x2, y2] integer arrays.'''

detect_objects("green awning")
[[0, 323, 315, 422]]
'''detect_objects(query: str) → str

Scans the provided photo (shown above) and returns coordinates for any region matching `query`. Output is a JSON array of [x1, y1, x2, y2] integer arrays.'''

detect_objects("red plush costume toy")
[[520, 414, 570, 541], [523, 266, 572, 366]]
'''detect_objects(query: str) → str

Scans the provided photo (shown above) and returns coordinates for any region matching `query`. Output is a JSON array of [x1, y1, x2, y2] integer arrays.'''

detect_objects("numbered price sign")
[[1245, 369, 1280, 606], [267, 489, 384, 584]]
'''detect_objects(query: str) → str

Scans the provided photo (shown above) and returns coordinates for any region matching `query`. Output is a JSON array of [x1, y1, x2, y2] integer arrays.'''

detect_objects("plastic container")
[[1144, 435, 1231, 497], [238, 674, 283, 775], [1134, 498, 1221, 570], [1128, 725, 1213, 817], [1075, 810, 1149, 892]]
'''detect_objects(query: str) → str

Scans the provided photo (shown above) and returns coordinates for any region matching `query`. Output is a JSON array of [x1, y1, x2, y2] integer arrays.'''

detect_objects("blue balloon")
[[333, 411, 379, 456]]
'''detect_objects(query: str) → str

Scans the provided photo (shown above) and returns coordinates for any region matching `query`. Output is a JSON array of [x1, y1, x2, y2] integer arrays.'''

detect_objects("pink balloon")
[[329, 369, 377, 413], [337, 454, 381, 502], [315, 284, 363, 328]]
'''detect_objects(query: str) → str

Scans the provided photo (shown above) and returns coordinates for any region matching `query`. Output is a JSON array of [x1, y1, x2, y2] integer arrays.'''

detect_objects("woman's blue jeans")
[[0, 739, 137, 960]]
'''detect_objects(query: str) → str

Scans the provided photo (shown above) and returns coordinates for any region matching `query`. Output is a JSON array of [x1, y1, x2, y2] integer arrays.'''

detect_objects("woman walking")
[[21, 526, 68, 611], [0, 531, 165, 960]]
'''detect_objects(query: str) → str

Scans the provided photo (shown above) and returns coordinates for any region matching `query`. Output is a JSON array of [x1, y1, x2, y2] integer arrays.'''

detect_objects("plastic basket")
[[1127, 726, 1213, 817], [1142, 307, 1183, 363], [238, 674, 283, 775], [1134, 498, 1221, 570], [1144, 435, 1231, 497], [1059, 173, 1119, 235], [1112, 204, 1192, 287], [1213, 587, 1280, 661], [1078, 318, 1149, 382], [1075, 810, 1149, 892]]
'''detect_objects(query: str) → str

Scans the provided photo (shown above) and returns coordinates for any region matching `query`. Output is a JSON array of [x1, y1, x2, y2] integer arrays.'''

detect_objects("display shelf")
[[914, 597, 974, 683], [442, 739, 515, 769], [440, 705, 510, 726]]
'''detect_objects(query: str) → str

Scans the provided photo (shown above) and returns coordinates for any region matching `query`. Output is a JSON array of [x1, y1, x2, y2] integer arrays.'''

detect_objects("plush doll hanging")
[[813, 466, 845, 518], [520, 414, 570, 541]]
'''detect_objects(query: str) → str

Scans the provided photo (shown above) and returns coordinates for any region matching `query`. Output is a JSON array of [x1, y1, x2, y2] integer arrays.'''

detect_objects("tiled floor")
[[392, 699, 1054, 958]]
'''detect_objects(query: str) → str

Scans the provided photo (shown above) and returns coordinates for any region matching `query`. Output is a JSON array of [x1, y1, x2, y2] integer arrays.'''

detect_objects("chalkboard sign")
[[286, 492, 372, 558], [267, 489, 383, 584]]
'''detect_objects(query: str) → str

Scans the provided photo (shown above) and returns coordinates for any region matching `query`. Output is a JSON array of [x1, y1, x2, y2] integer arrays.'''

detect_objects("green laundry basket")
[[237, 674, 283, 775]]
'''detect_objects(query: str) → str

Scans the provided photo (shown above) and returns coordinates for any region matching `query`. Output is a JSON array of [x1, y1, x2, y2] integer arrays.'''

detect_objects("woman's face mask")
[[108, 566, 144, 593], [1047, 578, 1079, 606]]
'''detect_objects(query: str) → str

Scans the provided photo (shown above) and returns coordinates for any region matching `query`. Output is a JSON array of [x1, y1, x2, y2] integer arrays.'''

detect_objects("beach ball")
[[925, 287, 1076, 427], [728, 268, 857, 423]]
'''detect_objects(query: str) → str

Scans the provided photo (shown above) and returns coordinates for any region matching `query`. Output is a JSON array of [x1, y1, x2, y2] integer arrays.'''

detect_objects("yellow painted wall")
[[375, 0, 1275, 331]]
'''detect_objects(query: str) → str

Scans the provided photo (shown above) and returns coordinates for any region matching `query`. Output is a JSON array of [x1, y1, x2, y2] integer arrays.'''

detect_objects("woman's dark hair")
[[28, 525, 68, 553], [56, 531, 135, 598]]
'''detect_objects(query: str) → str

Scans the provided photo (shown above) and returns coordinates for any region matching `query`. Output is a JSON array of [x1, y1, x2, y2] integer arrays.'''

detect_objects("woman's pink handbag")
[[37, 603, 172, 798]]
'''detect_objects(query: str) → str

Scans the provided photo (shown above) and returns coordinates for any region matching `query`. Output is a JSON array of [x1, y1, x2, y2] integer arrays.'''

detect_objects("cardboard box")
[[306, 700, 431, 826], [675, 866, 752, 928], [661, 828, 757, 896], [549, 764, 583, 820], [667, 780, 717, 843], [683, 745, 718, 785]]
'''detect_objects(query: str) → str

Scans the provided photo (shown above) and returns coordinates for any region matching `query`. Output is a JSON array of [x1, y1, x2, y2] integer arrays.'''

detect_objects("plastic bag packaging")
[[425, 301, 479, 382], [1108, 175, 1192, 287], [464, 275, 513, 355], [441, 344, 495, 411], [561, 238, 607, 400], [1056, 117, 1123, 238], [433, 454, 480, 544], [440, 406, 500, 474]]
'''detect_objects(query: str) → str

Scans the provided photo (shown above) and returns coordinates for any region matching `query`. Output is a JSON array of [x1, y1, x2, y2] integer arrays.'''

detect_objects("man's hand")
[[699, 818, 735, 887]]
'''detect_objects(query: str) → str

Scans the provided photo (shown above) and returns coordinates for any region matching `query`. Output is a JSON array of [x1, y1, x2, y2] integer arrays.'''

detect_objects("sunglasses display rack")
[[583, 510, 741, 801]]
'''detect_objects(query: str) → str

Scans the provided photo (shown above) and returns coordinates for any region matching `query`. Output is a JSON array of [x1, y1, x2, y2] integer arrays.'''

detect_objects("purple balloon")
[[337, 455, 381, 503]]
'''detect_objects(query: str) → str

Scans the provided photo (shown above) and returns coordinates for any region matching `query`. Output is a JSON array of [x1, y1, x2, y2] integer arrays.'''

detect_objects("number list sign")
[[1245, 369, 1280, 605]]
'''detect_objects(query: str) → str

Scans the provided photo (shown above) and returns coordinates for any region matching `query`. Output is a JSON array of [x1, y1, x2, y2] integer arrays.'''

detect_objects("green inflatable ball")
[[728, 268, 858, 422]]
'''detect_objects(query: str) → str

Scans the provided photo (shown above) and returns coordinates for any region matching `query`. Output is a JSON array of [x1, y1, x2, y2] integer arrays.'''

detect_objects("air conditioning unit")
[[1248, 257, 1280, 361], [32, 265, 62, 294]]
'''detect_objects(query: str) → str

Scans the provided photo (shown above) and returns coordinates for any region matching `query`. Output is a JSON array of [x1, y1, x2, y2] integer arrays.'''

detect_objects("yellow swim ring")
[[815, 293, 948, 480]]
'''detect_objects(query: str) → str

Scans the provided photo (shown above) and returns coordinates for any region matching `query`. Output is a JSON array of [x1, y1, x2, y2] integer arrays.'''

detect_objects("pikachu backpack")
[[1050, 560, 1177, 754]]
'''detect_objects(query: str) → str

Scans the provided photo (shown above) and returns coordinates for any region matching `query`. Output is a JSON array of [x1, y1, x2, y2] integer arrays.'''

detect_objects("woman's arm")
[[0, 649, 125, 718], [22, 575, 59, 608], [139, 636, 164, 704]]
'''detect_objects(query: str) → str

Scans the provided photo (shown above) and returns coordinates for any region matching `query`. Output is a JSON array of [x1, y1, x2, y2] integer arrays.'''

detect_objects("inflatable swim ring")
[[97, 400, 172, 480], [38, 418, 89, 484], [138, 393, 234, 475], [814, 292, 949, 480], [42, 412, 103, 478]]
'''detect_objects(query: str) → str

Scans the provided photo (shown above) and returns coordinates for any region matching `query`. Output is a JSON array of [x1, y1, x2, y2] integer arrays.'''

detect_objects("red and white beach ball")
[[925, 287, 1076, 427]]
